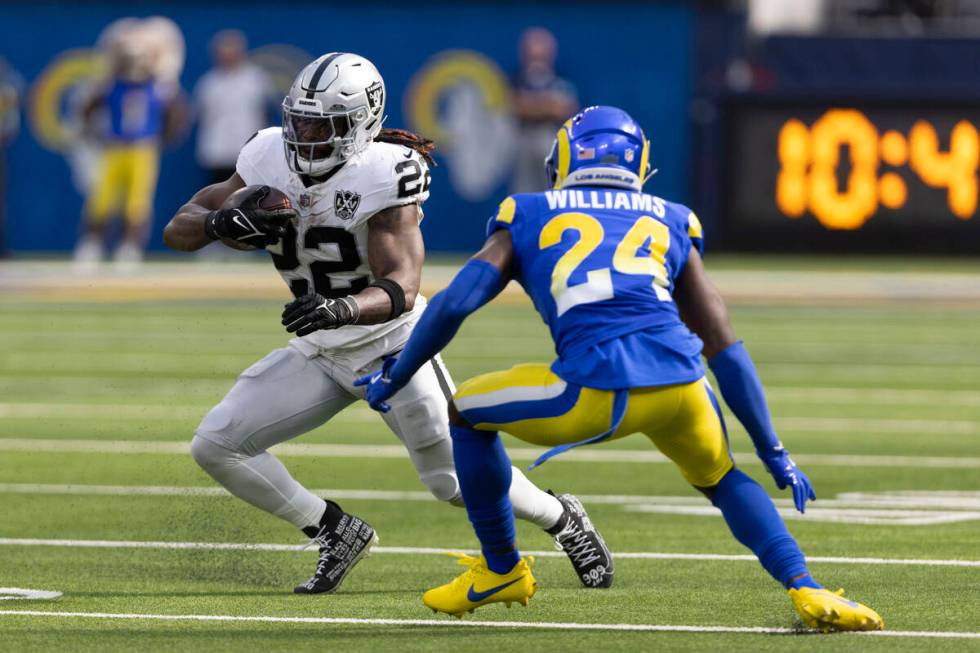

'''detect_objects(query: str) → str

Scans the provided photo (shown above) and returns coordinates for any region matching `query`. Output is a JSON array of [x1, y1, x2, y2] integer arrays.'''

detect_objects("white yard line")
[[1, 361, 978, 380], [775, 417, 979, 435], [0, 589, 62, 601], [621, 504, 980, 526], [0, 384, 973, 403], [4, 483, 980, 510], [0, 484, 441, 499], [3, 484, 978, 526], [1, 438, 978, 468], [3, 402, 979, 435], [767, 387, 980, 407], [0, 609, 976, 638], [0, 537, 977, 567], [2, 385, 979, 408]]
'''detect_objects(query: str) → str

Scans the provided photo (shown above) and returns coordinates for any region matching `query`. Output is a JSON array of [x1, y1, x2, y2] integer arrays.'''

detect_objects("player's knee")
[[420, 469, 461, 504], [693, 481, 717, 502], [447, 400, 472, 428], [693, 466, 739, 504], [191, 403, 252, 473], [195, 401, 235, 439], [190, 435, 234, 473]]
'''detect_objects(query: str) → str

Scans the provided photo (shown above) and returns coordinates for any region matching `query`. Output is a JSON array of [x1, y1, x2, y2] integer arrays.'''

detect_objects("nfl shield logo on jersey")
[[299, 193, 312, 209], [334, 189, 362, 220]]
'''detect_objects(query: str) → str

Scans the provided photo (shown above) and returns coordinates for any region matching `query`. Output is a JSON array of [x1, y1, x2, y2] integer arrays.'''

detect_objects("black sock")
[[545, 510, 569, 535], [301, 500, 345, 539]]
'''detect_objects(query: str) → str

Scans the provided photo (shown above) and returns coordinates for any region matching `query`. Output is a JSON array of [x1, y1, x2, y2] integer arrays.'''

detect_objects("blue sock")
[[710, 468, 821, 589], [788, 573, 822, 590], [450, 424, 520, 574]]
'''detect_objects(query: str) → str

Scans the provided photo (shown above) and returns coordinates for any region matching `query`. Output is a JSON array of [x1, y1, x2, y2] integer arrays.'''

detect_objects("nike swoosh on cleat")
[[466, 577, 523, 602], [827, 595, 860, 609]]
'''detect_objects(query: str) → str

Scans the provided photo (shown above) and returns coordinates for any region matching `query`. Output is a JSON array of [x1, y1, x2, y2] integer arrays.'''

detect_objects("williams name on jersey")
[[236, 126, 431, 362]]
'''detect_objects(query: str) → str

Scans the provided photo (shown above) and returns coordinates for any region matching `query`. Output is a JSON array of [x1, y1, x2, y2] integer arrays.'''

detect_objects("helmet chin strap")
[[292, 134, 357, 175]]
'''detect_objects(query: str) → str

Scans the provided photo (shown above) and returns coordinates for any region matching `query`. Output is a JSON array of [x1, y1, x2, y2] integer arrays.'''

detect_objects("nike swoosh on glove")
[[353, 357, 401, 412], [759, 446, 816, 513], [281, 293, 359, 336], [205, 186, 297, 248]]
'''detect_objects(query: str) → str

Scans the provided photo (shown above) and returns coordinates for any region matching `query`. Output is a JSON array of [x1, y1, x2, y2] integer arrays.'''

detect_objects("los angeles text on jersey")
[[544, 189, 668, 215]]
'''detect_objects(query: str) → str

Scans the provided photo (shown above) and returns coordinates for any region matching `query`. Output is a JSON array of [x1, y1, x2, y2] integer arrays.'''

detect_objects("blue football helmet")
[[544, 105, 651, 192]]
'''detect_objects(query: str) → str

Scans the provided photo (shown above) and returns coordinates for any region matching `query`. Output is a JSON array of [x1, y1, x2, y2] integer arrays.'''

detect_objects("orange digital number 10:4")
[[776, 109, 979, 230]]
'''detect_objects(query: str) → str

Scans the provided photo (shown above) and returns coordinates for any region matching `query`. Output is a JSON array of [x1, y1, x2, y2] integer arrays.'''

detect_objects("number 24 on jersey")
[[539, 212, 672, 316]]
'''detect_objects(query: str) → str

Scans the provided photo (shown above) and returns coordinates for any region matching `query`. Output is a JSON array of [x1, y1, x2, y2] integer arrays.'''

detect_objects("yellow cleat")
[[788, 587, 884, 632], [423, 553, 537, 618]]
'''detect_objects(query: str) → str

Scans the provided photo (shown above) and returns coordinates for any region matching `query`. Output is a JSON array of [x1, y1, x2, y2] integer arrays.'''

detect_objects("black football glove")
[[282, 293, 360, 336], [205, 186, 297, 249]]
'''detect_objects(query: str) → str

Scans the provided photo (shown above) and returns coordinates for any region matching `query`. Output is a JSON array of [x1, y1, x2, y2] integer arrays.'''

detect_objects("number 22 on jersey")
[[539, 212, 672, 316]]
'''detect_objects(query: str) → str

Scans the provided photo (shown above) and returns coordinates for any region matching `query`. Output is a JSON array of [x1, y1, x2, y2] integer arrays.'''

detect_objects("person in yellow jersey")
[[74, 21, 186, 270], [358, 105, 884, 631]]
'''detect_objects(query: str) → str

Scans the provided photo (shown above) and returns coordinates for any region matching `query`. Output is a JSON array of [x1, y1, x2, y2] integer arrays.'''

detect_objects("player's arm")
[[280, 203, 425, 334], [163, 173, 246, 251], [163, 174, 293, 252], [675, 248, 816, 512], [359, 203, 425, 321], [353, 230, 515, 411]]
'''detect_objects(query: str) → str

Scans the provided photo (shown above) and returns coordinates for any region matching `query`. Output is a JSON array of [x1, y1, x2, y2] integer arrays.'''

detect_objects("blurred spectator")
[[510, 27, 578, 193], [748, 0, 826, 35], [74, 18, 188, 271], [0, 57, 22, 258], [194, 30, 274, 184]]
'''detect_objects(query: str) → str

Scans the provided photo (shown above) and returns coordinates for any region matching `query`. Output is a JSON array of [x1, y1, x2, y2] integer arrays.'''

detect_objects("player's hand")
[[758, 447, 816, 513], [205, 186, 297, 249], [353, 357, 401, 413], [281, 293, 359, 336]]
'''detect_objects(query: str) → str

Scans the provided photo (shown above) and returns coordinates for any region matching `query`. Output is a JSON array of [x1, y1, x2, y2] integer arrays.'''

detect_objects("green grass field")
[[1, 260, 978, 652]]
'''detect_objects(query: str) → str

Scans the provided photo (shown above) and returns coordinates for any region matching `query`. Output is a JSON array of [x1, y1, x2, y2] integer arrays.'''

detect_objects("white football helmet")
[[282, 52, 386, 176]]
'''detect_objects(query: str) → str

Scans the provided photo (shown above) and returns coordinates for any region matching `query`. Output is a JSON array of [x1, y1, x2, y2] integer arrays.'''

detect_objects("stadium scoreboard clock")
[[725, 100, 980, 252]]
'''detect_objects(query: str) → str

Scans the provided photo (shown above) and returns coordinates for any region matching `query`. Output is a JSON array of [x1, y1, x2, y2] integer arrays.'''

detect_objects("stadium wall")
[[0, 1, 694, 253]]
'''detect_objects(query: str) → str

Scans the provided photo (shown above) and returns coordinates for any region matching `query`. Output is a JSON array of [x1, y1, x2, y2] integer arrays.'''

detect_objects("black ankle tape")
[[545, 511, 569, 536], [302, 499, 346, 538]]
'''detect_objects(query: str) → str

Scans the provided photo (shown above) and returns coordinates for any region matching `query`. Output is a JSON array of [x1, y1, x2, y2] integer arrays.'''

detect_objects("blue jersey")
[[104, 79, 166, 142], [488, 187, 706, 389]]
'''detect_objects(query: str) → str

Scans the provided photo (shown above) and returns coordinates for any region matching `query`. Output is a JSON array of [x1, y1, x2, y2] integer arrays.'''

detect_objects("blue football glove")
[[353, 357, 402, 413], [758, 447, 816, 513]]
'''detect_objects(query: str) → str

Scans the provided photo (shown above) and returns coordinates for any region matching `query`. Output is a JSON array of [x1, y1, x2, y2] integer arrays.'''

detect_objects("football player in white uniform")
[[163, 53, 613, 595]]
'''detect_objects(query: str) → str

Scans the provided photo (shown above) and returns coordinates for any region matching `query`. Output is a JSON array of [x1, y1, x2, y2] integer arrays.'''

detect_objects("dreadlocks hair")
[[375, 128, 436, 167]]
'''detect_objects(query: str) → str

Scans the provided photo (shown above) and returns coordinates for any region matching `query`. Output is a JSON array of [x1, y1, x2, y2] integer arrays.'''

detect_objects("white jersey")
[[236, 127, 431, 368]]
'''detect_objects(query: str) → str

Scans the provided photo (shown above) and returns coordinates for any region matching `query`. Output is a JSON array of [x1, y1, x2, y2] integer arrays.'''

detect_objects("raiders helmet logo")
[[365, 81, 384, 115], [334, 189, 362, 220]]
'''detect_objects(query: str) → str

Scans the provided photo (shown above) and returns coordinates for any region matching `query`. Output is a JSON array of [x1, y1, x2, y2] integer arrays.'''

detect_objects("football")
[[219, 185, 293, 251]]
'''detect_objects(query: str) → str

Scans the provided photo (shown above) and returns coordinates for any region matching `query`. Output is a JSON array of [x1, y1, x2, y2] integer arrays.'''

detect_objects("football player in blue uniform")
[[75, 39, 185, 268], [356, 106, 883, 630]]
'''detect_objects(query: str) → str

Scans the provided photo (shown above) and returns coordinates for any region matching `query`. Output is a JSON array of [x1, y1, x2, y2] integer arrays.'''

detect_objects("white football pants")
[[190, 344, 563, 530]]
